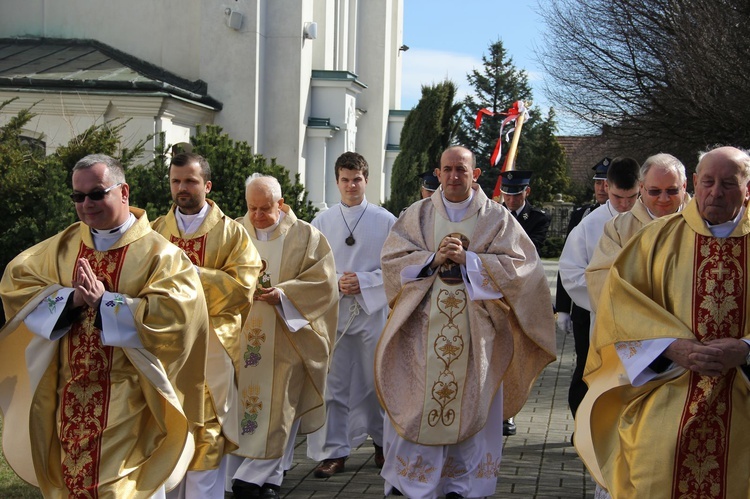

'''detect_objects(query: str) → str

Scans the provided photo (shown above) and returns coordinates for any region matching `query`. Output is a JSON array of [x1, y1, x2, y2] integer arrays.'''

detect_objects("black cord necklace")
[[340, 204, 368, 246]]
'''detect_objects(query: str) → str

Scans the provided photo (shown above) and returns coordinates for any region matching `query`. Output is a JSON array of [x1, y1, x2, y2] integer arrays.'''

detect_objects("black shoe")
[[260, 483, 280, 499], [232, 479, 261, 499], [374, 443, 385, 468], [446, 493, 465, 499], [503, 417, 516, 436]]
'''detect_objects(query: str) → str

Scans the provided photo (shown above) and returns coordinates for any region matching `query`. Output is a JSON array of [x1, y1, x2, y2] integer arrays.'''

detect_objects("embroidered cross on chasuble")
[[672, 235, 746, 498], [59, 243, 127, 496], [236, 234, 285, 457]]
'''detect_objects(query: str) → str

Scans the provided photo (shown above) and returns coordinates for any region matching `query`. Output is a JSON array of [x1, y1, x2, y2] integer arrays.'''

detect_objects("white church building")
[[0, 0, 407, 207]]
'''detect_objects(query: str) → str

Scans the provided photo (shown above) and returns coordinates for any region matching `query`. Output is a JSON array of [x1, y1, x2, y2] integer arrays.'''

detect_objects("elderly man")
[[376, 145, 556, 498], [227, 174, 338, 499], [152, 152, 260, 499], [559, 156, 640, 419], [576, 146, 750, 498], [0, 154, 209, 498], [306, 152, 396, 478], [585, 153, 689, 311]]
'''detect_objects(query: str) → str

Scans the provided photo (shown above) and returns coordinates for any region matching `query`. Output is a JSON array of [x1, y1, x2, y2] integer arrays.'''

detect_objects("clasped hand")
[[255, 287, 282, 305], [72, 258, 105, 309], [339, 272, 361, 295], [664, 338, 750, 377], [432, 235, 466, 268]]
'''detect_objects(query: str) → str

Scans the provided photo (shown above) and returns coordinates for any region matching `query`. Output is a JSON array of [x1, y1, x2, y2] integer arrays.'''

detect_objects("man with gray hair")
[[576, 146, 750, 497], [228, 174, 338, 499], [0, 154, 209, 498], [585, 153, 689, 311]]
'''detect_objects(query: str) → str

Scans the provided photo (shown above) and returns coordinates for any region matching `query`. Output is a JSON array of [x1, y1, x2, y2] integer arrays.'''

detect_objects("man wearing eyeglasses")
[[152, 152, 261, 499], [0, 154, 210, 498], [575, 145, 750, 498], [585, 153, 689, 312]]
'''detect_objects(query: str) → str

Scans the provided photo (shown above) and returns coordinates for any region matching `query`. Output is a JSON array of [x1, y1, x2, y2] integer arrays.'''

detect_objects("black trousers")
[[567, 304, 591, 418]]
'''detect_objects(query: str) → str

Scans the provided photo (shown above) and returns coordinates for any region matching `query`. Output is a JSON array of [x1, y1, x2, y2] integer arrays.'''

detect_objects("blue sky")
[[401, 0, 581, 134]]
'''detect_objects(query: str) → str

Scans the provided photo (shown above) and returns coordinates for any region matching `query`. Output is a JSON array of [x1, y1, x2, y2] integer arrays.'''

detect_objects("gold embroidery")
[[428, 289, 467, 427], [241, 384, 263, 435], [396, 455, 436, 483], [474, 452, 502, 479], [171, 234, 207, 266], [440, 457, 467, 479], [672, 236, 745, 498], [615, 340, 642, 359]]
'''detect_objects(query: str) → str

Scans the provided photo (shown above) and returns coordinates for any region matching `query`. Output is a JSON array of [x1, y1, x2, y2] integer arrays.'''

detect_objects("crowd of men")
[[1, 143, 749, 499]]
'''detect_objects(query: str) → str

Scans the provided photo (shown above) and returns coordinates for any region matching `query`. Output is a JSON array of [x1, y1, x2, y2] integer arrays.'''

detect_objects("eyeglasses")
[[70, 183, 122, 203], [645, 188, 680, 197]]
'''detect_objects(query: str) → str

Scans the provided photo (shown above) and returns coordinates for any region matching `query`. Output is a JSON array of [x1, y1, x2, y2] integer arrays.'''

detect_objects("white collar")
[[90, 213, 136, 251], [705, 205, 745, 238], [175, 202, 210, 235], [254, 211, 286, 241]]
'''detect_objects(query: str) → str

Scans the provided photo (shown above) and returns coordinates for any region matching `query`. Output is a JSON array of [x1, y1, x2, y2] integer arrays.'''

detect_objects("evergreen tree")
[[0, 100, 71, 283], [386, 81, 460, 214], [190, 125, 317, 221], [456, 40, 567, 203], [516, 108, 569, 203]]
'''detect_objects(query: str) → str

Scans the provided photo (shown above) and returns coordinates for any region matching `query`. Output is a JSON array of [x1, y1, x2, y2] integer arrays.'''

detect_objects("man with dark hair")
[[0, 154, 209, 498], [559, 156, 639, 419], [577, 146, 750, 497], [376, 145, 555, 498], [153, 152, 261, 499], [306, 152, 396, 478]]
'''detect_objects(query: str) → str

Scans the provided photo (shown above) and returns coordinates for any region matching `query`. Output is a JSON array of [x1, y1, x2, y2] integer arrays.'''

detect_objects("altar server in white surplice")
[[306, 152, 396, 479]]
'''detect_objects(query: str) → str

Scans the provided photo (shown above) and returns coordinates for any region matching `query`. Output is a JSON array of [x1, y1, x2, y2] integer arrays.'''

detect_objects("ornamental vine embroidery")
[[244, 317, 266, 367], [104, 294, 125, 314], [47, 293, 65, 314], [240, 384, 263, 435]]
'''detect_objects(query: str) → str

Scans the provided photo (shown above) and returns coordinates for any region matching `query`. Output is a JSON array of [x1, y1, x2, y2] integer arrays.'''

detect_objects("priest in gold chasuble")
[[0, 155, 209, 499], [585, 154, 689, 314], [226, 175, 338, 499], [152, 153, 260, 499], [576, 146, 750, 499], [376, 146, 556, 499]]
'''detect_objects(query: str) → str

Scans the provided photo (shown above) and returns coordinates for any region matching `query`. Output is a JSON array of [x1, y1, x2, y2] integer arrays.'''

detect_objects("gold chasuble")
[[152, 200, 260, 469], [237, 205, 338, 458], [0, 208, 209, 498], [376, 187, 556, 445], [577, 198, 750, 499]]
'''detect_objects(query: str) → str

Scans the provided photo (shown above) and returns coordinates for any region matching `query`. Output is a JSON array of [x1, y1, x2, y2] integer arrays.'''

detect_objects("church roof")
[[0, 37, 222, 110]]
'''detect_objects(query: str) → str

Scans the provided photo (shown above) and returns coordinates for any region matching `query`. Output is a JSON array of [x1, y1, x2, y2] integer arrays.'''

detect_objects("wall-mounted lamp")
[[304, 22, 318, 40], [224, 8, 243, 31], [398, 45, 409, 52]]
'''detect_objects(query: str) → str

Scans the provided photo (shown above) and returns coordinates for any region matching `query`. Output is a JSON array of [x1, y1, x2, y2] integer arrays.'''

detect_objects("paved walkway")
[[273, 260, 596, 498]]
